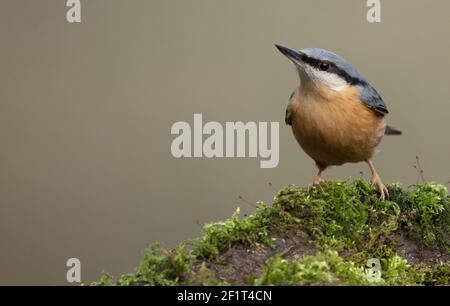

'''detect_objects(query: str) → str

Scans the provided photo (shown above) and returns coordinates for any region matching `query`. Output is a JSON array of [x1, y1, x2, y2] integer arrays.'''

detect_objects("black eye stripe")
[[301, 53, 364, 85], [301, 54, 322, 68]]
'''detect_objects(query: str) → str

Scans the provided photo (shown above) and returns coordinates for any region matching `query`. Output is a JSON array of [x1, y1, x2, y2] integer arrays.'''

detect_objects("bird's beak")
[[275, 44, 304, 66]]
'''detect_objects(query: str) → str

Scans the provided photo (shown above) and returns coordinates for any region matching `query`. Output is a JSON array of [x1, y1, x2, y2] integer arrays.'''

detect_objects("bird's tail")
[[385, 125, 402, 135]]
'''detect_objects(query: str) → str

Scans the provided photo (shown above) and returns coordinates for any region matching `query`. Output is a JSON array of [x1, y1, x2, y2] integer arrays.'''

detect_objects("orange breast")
[[289, 85, 386, 166]]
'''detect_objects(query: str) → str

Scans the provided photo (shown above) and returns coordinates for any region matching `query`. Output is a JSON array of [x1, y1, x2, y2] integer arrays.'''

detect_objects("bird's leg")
[[313, 162, 326, 186], [366, 159, 389, 200]]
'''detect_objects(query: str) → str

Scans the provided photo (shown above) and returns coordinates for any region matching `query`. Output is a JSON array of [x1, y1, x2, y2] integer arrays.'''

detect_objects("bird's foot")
[[371, 175, 389, 200], [313, 176, 326, 187]]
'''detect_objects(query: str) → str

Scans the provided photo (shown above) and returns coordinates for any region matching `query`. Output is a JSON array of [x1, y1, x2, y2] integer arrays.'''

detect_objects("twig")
[[413, 155, 426, 184], [195, 219, 204, 230], [238, 195, 256, 208], [268, 182, 277, 193]]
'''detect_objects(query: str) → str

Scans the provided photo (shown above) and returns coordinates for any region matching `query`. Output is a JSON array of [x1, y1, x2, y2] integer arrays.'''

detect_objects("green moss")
[[276, 181, 400, 251], [420, 262, 450, 285], [380, 256, 424, 285], [192, 206, 276, 258], [93, 244, 194, 286], [253, 251, 370, 286], [184, 262, 227, 286], [392, 183, 450, 251], [253, 251, 429, 286], [92, 273, 115, 286], [93, 180, 450, 286], [134, 244, 193, 285], [272, 181, 449, 254]]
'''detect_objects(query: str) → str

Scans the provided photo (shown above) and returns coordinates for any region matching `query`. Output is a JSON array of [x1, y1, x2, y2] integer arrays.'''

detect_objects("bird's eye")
[[319, 62, 330, 71]]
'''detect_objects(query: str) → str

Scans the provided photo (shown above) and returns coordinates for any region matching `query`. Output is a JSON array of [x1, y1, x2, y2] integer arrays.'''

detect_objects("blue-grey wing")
[[357, 83, 389, 115]]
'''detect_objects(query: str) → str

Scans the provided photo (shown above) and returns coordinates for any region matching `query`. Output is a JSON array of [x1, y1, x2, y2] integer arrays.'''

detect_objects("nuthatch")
[[276, 44, 401, 199]]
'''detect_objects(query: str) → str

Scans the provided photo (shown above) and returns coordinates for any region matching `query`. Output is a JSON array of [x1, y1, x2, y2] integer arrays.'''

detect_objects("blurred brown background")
[[0, 0, 449, 285]]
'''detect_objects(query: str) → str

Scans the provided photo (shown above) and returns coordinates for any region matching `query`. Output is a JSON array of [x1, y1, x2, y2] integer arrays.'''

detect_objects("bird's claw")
[[313, 176, 325, 187], [371, 176, 389, 200]]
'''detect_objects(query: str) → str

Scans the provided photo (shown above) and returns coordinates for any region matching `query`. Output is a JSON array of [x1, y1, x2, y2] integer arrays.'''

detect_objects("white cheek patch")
[[307, 67, 348, 92]]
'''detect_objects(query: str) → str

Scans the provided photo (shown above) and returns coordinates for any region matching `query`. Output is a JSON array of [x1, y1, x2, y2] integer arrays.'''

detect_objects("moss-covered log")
[[93, 180, 450, 286]]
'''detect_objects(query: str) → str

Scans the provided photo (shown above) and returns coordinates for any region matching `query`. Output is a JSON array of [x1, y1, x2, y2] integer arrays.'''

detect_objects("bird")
[[275, 44, 401, 199]]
